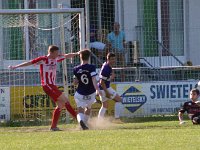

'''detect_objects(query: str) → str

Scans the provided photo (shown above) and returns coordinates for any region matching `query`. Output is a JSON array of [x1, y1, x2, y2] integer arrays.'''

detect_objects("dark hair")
[[107, 52, 115, 60], [48, 45, 59, 53], [191, 88, 200, 95], [79, 49, 91, 61]]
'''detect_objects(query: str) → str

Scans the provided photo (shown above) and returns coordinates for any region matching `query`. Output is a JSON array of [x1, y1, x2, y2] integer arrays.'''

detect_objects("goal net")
[[0, 8, 84, 124]]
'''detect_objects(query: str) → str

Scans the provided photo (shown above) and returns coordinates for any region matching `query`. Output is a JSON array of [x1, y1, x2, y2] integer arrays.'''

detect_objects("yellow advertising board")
[[10, 84, 116, 121], [10, 86, 54, 120]]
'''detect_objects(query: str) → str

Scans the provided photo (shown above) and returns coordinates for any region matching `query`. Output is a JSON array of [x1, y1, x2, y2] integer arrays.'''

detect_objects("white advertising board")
[[117, 81, 198, 117], [0, 87, 10, 121]]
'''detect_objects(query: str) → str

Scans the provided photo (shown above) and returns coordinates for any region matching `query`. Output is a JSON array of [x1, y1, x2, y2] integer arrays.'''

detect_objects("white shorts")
[[100, 87, 117, 102], [74, 92, 96, 109]]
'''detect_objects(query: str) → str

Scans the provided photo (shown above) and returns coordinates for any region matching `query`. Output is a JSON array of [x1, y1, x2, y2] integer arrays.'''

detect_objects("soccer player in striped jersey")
[[8, 45, 78, 131], [179, 88, 200, 125], [98, 52, 123, 123], [73, 49, 102, 130]]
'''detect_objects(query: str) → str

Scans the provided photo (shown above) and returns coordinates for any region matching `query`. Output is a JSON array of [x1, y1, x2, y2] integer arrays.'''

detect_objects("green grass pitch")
[[0, 117, 199, 150]]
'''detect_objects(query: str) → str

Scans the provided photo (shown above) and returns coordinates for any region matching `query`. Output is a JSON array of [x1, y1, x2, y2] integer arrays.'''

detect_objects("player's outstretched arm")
[[63, 52, 79, 59], [8, 61, 32, 70], [195, 101, 200, 106]]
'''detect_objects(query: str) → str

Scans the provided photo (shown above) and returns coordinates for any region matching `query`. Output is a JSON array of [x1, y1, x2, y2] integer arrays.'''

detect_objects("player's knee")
[[56, 101, 65, 109], [55, 106, 62, 111]]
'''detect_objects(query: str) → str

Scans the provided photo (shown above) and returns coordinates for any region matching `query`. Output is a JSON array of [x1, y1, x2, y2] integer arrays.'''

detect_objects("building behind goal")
[[0, 0, 200, 123]]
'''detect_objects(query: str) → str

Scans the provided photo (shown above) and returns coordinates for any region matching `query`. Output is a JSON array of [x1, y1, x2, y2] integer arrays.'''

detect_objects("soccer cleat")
[[50, 127, 62, 131], [80, 120, 89, 130]]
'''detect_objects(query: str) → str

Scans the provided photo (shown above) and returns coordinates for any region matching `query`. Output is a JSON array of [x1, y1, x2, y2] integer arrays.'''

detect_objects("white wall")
[[188, 0, 200, 65], [123, 0, 200, 66]]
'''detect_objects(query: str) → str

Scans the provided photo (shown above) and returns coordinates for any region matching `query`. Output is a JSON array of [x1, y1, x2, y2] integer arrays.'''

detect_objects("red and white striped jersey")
[[31, 55, 65, 86]]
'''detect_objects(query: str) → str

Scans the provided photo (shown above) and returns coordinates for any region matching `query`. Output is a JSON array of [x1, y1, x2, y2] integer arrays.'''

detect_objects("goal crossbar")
[[0, 8, 84, 14]]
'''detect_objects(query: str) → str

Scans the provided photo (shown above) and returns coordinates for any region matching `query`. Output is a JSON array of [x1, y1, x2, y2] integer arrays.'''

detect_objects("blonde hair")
[[48, 45, 59, 53]]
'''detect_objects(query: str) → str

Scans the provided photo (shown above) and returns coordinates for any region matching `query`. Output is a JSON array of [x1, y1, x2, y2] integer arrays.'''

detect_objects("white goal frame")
[[0, 8, 85, 123], [0, 8, 85, 69]]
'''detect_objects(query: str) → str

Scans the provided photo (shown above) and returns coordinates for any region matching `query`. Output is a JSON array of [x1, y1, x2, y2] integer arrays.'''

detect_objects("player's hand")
[[195, 101, 200, 107], [179, 121, 186, 125], [8, 65, 15, 70], [77, 51, 80, 55]]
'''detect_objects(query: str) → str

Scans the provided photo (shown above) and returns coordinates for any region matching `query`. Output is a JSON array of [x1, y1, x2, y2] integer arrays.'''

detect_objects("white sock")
[[84, 115, 90, 123], [98, 107, 107, 118], [77, 113, 85, 123], [115, 102, 123, 119]]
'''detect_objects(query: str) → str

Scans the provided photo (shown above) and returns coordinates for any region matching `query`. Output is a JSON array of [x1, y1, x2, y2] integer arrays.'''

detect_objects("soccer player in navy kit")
[[73, 49, 102, 130], [179, 88, 200, 125], [98, 52, 123, 122]]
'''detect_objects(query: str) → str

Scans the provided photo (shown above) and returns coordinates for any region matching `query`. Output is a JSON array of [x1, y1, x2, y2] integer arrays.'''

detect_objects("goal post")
[[0, 8, 85, 123]]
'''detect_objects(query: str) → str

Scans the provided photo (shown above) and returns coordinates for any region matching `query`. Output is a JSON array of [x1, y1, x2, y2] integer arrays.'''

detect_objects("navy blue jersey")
[[73, 64, 97, 95], [179, 101, 200, 119], [98, 62, 112, 90]]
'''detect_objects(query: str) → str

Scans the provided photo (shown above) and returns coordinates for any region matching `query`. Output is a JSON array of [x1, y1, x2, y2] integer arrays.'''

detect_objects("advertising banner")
[[10, 84, 116, 121], [117, 81, 198, 117], [0, 87, 10, 121], [10, 86, 54, 120]]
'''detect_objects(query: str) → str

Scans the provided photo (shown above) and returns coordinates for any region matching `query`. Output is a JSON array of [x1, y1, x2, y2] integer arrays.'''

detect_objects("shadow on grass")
[[120, 115, 190, 123], [0, 118, 77, 127]]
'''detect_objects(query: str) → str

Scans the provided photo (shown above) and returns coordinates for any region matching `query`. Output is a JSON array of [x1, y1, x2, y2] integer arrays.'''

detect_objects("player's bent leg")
[[98, 90, 108, 119], [84, 108, 91, 124], [77, 107, 89, 130], [65, 101, 77, 119], [57, 93, 77, 119], [98, 106, 107, 118], [50, 107, 62, 131], [98, 101, 108, 119], [50, 99, 65, 131]]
